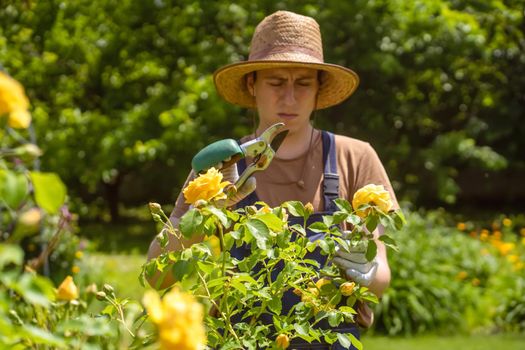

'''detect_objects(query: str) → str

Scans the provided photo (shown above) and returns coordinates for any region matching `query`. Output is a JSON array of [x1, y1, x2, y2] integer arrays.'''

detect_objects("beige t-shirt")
[[172, 130, 398, 218]]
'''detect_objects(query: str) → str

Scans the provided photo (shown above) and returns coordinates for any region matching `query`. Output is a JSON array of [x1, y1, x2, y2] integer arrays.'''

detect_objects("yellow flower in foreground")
[[276, 334, 290, 349], [56, 275, 79, 301], [183, 167, 230, 205], [0, 71, 31, 128], [352, 184, 393, 218], [143, 288, 206, 350]]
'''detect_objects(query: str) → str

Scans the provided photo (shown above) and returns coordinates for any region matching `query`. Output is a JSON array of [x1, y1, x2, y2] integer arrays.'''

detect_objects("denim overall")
[[234, 131, 360, 350]]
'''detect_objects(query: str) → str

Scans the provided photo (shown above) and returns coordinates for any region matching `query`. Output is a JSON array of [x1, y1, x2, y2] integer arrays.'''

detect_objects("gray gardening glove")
[[216, 162, 256, 208], [333, 237, 378, 286]]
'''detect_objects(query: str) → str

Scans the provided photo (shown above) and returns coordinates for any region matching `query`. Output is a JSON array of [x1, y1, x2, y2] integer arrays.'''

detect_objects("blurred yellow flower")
[[71, 265, 80, 274], [340, 281, 356, 296], [507, 255, 519, 264], [480, 230, 489, 241], [183, 167, 230, 205], [492, 230, 502, 241], [520, 228, 525, 237], [456, 271, 468, 280], [471, 278, 480, 286], [276, 334, 290, 349], [456, 222, 466, 231], [521, 237, 525, 246], [143, 288, 206, 350], [493, 242, 514, 256], [75, 250, 84, 259], [352, 184, 393, 218], [514, 262, 524, 271], [0, 71, 31, 129], [56, 275, 79, 301], [502, 218, 512, 227]]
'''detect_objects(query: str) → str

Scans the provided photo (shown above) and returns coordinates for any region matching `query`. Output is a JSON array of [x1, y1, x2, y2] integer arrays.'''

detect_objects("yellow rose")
[[143, 288, 206, 350], [315, 277, 331, 290], [276, 334, 290, 349], [340, 281, 356, 296], [56, 275, 79, 301], [352, 184, 393, 218], [183, 167, 230, 205], [0, 71, 31, 129]]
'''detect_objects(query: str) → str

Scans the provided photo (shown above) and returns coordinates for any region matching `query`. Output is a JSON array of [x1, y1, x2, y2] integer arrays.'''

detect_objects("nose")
[[282, 84, 296, 106]]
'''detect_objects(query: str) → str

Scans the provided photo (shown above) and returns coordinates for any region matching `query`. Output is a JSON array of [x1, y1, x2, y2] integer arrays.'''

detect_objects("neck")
[[258, 123, 315, 160]]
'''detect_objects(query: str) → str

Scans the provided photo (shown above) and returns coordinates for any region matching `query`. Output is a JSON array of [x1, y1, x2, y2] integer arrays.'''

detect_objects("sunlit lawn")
[[363, 334, 525, 350], [84, 252, 525, 349]]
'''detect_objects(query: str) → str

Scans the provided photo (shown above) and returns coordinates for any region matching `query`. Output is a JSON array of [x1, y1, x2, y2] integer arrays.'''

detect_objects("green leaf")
[[179, 208, 203, 238], [29, 172, 66, 214], [336, 333, 352, 348], [268, 296, 282, 314], [345, 214, 361, 226], [197, 261, 214, 274], [231, 279, 247, 296], [293, 323, 309, 336], [0, 244, 23, 268], [0, 169, 28, 209], [308, 221, 328, 233], [365, 214, 379, 233], [256, 212, 284, 232], [285, 201, 305, 217], [207, 206, 229, 227], [334, 198, 352, 213], [379, 234, 398, 251], [394, 210, 407, 230], [328, 310, 343, 327], [22, 325, 65, 346], [366, 240, 377, 261], [347, 332, 363, 350], [246, 219, 269, 250]]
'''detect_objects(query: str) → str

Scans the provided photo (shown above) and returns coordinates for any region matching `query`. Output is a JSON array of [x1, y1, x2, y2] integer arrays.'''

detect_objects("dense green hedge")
[[1, 0, 524, 218], [373, 210, 525, 335]]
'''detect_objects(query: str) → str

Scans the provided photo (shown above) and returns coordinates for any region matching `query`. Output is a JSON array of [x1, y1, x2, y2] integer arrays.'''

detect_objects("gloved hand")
[[333, 238, 378, 286], [216, 162, 256, 208]]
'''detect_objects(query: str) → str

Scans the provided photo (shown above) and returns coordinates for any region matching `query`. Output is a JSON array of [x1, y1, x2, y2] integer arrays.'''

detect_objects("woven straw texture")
[[214, 11, 359, 110]]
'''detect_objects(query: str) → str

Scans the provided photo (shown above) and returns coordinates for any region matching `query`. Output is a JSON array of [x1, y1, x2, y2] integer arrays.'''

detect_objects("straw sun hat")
[[213, 10, 359, 110]]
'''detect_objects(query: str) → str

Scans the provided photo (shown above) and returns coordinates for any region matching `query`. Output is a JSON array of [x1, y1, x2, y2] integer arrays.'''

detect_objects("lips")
[[278, 113, 298, 119]]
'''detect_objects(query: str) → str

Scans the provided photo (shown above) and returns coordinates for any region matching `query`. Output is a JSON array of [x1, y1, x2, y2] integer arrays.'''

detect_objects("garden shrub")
[[372, 209, 525, 335]]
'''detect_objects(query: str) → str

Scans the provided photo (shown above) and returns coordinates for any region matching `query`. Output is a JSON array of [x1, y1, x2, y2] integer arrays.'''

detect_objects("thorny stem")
[[106, 297, 135, 338], [196, 270, 240, 342]]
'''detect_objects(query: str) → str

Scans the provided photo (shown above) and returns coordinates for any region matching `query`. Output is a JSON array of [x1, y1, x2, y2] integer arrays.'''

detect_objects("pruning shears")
[[191, 122, 288, 190]]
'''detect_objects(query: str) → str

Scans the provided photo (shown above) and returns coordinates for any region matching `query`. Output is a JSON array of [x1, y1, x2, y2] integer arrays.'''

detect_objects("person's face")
[[247, 67, 319, 135]]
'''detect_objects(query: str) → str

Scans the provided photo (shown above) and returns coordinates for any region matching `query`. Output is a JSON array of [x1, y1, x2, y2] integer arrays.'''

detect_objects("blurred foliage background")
[[1, 0, 524, 221], [1, 0, 525, 343]]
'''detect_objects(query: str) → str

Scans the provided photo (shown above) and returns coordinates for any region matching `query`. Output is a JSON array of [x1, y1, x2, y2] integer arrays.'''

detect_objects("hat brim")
[[213, 61, 359, 110]]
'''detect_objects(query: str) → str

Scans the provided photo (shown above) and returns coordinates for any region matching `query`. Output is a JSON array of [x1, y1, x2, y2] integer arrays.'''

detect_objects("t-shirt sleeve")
[[170, 170, 196, 220], [354, 143, 399, 211]]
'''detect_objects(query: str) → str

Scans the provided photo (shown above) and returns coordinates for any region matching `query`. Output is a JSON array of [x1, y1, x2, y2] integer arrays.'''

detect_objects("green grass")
[[362, 334, 525, 350], [83, 252, 148, 301]]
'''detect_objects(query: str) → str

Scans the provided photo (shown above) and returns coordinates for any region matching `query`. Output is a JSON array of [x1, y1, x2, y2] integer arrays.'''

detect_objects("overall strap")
[[321, 131, 339, 213]]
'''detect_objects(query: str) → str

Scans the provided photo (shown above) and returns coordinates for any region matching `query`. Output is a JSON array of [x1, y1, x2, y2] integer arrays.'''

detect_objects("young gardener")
[[148, 10, 398, 349]]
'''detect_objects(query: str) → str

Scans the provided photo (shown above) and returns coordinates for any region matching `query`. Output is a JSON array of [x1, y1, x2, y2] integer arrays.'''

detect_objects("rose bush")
[[142, 169, 405, 349]]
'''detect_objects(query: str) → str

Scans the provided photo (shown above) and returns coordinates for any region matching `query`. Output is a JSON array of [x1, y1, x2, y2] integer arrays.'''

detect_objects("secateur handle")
[[191, 139, 244, 174]]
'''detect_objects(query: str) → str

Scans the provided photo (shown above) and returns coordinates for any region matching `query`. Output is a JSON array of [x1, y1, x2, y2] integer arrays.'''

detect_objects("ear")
[[246, 73, 256, 97]]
